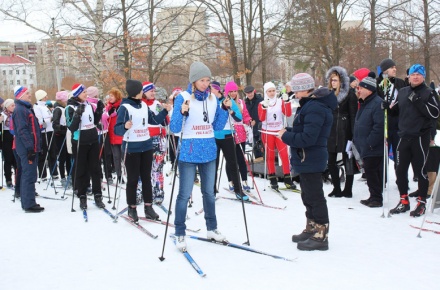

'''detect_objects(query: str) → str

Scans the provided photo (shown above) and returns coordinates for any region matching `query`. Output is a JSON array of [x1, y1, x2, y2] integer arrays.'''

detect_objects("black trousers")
[[363, 156, 384, 202], [299, 172, 329, 224], [38, 132, 58, 179], [71, 141, 101, 196], [226, 142, 248, 182], [55, 134, 71, 179], [215, 136, 241, 193], [2, 130, 16, 182], [396, 133, 430, 198], [125, 150, 153, 205]]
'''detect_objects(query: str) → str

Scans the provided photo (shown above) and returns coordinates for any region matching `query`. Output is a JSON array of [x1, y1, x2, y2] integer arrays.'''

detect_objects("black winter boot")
[[128, 206, 139, 223], [145, 204, 160, 220], [269, 174, 278, 190], [410, 197, 426, 217], [341, 175, 354, 198], [283, 174, 296, 190], [94, 194, 105, 208], [297, 223, 329, 251], [79, 195, 87, 210], [292, 219, 316, 243]]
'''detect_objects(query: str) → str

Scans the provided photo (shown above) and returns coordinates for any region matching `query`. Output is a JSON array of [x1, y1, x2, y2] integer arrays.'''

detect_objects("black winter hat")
[[380, 58, 396, 73], [126, 79, 143, 98]]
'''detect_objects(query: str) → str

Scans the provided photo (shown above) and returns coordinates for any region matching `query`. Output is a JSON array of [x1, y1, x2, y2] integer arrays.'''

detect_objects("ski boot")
[[145, 204, 160, 220], [390, 194, 410, 215]]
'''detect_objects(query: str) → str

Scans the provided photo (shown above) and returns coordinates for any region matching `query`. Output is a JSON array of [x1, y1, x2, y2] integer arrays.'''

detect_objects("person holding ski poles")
[[65, 84, 106, 210], [170, 61, 231, 251], [114, 79, 171, 223]]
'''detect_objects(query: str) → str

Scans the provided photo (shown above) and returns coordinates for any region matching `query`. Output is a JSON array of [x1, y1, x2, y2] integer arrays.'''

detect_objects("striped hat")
[[14, 86, 28, 99], [142, 82, 155, 93], [71, 83, 85, 98], [290, 73, 315, 92], [359, 72, 377, 92]]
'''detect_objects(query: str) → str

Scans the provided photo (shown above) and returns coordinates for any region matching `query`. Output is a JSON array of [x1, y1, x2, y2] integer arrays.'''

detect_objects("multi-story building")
[[155, 6, 208, 65], [0, 42, 38, 62], [0, 54, 37, 97]]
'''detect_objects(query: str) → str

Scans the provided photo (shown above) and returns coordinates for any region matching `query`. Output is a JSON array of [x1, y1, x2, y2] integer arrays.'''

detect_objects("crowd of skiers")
[[0, 58, 438, 252]]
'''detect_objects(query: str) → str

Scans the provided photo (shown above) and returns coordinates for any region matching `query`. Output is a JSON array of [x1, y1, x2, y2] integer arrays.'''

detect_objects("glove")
[[27, 150, 36, 161], [381, 101, 390, 110], [97, 100, 105, 111], [96, 123, 102, 130], [282, 93, 289, 102], [75, 104, 85, 116], [262, 99, 269, 109]]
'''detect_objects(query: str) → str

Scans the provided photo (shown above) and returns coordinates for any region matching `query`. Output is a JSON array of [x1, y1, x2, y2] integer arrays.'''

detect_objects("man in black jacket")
[[377, 58, 407, 170], [388, 64, 440, 217], [244, 85, 264, 161]]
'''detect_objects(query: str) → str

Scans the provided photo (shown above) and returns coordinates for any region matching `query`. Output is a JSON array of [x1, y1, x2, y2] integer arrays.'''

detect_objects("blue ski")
[[172, 238, 206, 277], [189, 236, 296, 262], [83, 209, 88, 222]]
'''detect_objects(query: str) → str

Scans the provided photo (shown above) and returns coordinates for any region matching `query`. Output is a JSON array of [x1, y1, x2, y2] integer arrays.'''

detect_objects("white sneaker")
[[207, 229, 226, 242], [175, 236, 187, 252]]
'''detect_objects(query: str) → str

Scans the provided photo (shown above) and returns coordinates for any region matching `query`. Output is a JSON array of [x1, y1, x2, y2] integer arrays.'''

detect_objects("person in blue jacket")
[[170, 61, 231, 252], [278, 73, 337, 251], [114, 79, 171, 222], [11, 86, 44, 213], [353, 73, 385, 209]]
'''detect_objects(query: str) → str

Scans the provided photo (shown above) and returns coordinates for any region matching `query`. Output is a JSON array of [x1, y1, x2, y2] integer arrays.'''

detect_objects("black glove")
[[381, 101, 390, 110], [96, 123, 102, 130], [75, 104, 85, 116], [27, 150, 36, 161], [97, 100, 105, 111], [108, 107, 115, 115]]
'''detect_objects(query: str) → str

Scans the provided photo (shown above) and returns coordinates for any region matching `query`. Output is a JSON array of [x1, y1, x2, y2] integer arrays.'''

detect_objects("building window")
[[10, 80, 13, 85], [23, 69, 26, 74], [17, 80, 21, 85], [2, 70, 5, 75], [16, 70, 20, 75], [23, 79, 27, 85], [9, 70, 12, 75], [29, 74, 33, 79]]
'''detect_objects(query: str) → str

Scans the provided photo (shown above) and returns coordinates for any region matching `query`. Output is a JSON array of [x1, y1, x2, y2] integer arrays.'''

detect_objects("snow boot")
[[410, 197, 426, 217], [390, 194, 410, 215], [175, 236, 187, 252], [283, 174, 296, 190], [292, 219, 316, 243], [79, 195, 87, 210], [207, 229, 227, 242], [128, 206, 139, 223], [144, 204, 160, 220], [94, 194, 105, 208], [297, 223, 329, 251], [25, 204, 45, 213], [269, 174, 278, 190]]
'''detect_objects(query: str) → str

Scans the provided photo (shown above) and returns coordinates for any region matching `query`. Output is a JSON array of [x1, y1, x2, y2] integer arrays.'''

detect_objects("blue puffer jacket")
[[12, 99, 42, 154], [353, 92, 384, 158], [281, 88, 337, 173], [170, 84, 229, 163]]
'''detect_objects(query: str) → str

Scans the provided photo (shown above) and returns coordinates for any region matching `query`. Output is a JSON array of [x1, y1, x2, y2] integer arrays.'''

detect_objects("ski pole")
[[70, 109, 83, 213], [159, 101, 188, 261]]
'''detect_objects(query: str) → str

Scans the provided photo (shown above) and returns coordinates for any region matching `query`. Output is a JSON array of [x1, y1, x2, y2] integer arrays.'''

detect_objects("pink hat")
[[352, 68, 370, 81], [224, 81, 239, 96], [86, 86, 99, 98], [56, 91, 68, 102]]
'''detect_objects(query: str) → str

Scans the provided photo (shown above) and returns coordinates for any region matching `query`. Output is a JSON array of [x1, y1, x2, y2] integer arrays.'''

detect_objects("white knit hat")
[[3, 98, 14, 109], [35, 89, 47, 101], [290, 73, 315, 92]]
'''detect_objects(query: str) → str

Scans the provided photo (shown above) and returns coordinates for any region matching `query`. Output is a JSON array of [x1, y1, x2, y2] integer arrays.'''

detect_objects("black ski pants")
[[215, 136, 241, 194], [71, 141, 101, 196], [363, 156, 384, 202], [396, 132, 430, 198], [299, 172, 329, 224], [125, 150, 153, 206]]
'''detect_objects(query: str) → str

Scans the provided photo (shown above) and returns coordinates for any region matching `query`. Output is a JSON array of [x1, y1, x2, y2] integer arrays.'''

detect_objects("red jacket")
[[105, 100, 123, 145]]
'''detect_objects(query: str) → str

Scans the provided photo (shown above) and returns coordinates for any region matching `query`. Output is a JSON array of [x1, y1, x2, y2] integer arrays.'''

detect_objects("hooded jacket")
[[281, 87, 337, 173], [325, 66, 358, 152], [12, 99, 42, 154]]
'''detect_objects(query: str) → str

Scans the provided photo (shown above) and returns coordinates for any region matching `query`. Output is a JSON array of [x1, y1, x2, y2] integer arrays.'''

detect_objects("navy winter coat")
[[281, 88, 337, 173], [353, 93, 384, 159], [12, 99, 41, 154]]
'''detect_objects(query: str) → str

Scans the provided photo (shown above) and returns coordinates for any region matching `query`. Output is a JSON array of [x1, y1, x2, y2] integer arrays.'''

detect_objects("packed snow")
[[0, 158, 439, 290]]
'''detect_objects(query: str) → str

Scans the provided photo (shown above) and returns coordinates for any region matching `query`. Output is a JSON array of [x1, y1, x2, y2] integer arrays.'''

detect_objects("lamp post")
[[51, 17, 61, 91]]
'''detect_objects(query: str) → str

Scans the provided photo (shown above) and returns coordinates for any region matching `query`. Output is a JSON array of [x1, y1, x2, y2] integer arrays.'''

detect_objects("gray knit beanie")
[[359, 72, 377, 92], [189, 61, 212, 83], [380, 58, 396, 73], [290, 73, 315, 92]]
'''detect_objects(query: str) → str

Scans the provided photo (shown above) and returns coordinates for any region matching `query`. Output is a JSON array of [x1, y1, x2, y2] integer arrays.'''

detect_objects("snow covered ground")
[[1, 160, 439, 290]]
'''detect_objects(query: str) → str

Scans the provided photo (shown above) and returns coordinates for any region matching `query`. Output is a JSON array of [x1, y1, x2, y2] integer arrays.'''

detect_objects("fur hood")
[[325, 66, 350, 104]]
